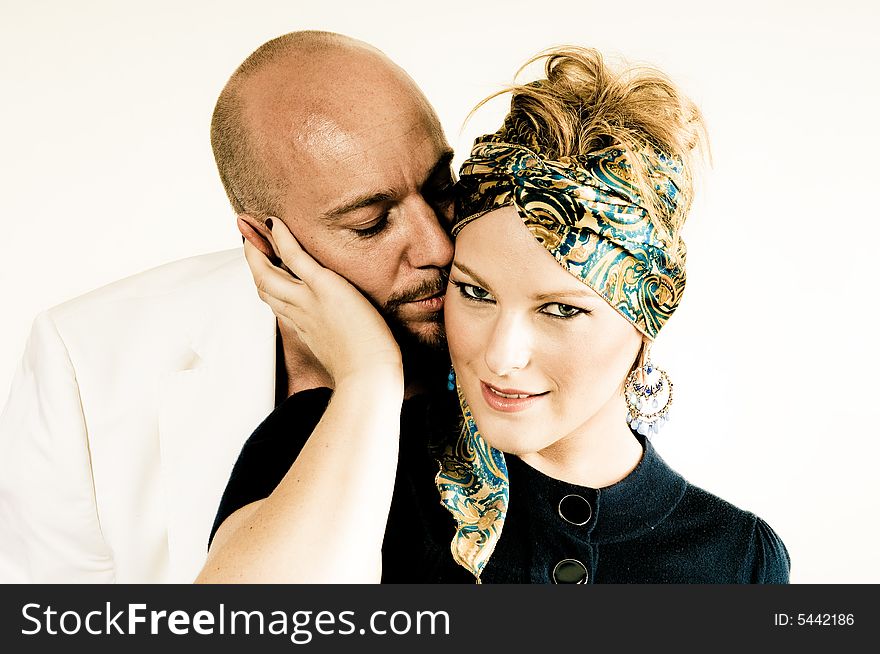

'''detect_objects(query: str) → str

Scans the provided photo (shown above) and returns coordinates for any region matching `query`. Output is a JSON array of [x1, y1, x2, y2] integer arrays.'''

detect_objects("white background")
[[1, 0, 878, 583]]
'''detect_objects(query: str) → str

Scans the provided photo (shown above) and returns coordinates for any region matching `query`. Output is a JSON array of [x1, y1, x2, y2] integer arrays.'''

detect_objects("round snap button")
[[558, 494, 592, 526], [552, 559, 589, 584]]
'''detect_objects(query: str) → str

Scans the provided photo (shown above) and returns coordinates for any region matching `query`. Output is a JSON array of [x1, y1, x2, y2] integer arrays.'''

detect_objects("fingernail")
[[265, 218, 273, 230]]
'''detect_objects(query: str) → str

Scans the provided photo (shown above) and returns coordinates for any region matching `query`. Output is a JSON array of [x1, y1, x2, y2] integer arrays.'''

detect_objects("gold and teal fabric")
[[434, 381, 509, 582], [453, 134, 688, 339]]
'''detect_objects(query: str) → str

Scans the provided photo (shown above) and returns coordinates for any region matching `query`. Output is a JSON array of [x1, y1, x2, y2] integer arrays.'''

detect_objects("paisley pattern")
[[435, 381, 509, 582], [453, 136, 688, 339]]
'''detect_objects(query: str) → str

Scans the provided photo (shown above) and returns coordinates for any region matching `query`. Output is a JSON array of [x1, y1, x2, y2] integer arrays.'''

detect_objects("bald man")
[[0, 32, 454, 583]]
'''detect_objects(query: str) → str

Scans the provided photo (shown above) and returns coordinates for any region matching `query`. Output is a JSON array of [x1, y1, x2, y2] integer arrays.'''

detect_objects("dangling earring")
[[624, 358, 673, 437], [447, 366, 456, 392]]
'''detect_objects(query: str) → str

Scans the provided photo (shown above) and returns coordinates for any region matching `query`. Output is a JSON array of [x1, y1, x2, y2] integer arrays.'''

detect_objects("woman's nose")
[[483, 314, 531, 377]]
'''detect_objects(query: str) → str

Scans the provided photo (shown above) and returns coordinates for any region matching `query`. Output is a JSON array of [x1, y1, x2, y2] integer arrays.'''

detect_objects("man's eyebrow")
[[320, 149, 454, 221], [322, 189, 397, 220], [423, 149, 455, 185]]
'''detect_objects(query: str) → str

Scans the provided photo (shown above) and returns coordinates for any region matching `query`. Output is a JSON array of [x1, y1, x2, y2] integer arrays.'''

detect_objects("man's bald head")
[[213, 31, 454, 349], [211, 31, 440, 219]]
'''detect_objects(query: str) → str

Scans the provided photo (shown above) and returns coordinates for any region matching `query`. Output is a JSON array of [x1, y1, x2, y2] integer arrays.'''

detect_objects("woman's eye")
[[453, 281, 494, 302], [542, 303, 586, 319]]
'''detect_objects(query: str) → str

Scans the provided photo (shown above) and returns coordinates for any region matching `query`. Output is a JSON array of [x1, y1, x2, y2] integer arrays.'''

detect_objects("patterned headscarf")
[[436, 123, 689, 581], [452, 129, 688, 340]]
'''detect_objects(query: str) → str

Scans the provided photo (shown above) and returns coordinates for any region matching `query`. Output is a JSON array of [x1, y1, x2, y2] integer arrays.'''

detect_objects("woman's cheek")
[[443, 295, 471, 367]]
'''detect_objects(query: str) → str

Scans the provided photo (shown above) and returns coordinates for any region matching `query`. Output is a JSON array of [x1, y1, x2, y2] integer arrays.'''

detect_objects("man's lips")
[[480, 380, 548, 413], [402, 293, 444, 311]]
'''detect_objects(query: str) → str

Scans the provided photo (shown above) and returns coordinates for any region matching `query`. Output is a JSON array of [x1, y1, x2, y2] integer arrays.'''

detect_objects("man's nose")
[[406, 198, 454, 269], [484, 312, 531, 378]]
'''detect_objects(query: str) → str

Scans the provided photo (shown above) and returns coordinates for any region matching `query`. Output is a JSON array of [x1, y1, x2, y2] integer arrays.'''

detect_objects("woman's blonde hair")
[[470, 47, 709, 375], [470, 46, 709, 269]]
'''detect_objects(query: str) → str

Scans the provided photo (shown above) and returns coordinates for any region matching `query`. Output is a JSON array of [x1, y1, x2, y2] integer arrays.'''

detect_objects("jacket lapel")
[[157, 251, 276, 581]]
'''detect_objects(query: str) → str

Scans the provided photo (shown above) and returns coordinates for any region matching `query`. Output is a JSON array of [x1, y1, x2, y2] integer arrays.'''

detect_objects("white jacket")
[[0, 249, 276, 582]]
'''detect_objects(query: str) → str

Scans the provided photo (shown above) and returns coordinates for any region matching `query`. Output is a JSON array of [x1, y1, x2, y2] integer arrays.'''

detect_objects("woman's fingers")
[[236, 215, 275, 262], [244, 225, 402, 385], [243, 240, 306, 308], [267, 217, 322, 285]]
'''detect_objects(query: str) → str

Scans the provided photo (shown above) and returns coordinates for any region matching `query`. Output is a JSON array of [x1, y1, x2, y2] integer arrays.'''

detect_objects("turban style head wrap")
[[453, 115, 688, 340], [435, 51, 703, 582]]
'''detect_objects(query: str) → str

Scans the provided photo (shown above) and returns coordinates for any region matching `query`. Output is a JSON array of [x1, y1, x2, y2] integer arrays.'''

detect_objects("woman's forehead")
[[453, 207, 601, 300]]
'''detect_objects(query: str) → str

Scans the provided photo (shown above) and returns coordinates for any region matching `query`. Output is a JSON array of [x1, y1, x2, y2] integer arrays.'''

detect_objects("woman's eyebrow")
[[533, 288, 600, 302], [453, 260, 599, 302], [451, 261, 491, 288]]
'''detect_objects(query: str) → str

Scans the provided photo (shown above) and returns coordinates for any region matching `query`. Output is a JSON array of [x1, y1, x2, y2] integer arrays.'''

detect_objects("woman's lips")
[[480, 381, 548, 413]]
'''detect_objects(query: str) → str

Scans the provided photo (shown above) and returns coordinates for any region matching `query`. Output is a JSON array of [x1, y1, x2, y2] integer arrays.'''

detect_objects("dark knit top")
[[210, 388, 790, 584]]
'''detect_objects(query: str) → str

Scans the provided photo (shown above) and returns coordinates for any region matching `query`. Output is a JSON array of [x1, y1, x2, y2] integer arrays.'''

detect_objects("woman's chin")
[[468, 419, 548, 457]]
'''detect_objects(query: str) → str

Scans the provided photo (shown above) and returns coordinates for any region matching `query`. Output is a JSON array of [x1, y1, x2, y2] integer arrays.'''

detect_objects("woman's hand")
[[198, 218, 406, 583], [243, 217, 402, 385]]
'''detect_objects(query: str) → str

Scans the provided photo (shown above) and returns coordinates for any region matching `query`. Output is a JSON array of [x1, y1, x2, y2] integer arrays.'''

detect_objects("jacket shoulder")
[[32, 246, 266, 385], [47, 248, 245, 319]]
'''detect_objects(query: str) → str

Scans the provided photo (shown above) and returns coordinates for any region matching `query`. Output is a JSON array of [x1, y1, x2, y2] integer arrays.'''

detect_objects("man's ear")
[[237, 214, 276, 260]]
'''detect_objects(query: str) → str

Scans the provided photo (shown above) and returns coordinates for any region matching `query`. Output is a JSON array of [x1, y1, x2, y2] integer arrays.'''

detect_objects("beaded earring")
[[447, 366, 456, 392], [624, 359, 673, 437]]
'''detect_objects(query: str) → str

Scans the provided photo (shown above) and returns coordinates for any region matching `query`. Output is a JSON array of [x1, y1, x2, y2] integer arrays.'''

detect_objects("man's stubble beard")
[[381, 270, 450, 388], [388, 315, 450, 392]]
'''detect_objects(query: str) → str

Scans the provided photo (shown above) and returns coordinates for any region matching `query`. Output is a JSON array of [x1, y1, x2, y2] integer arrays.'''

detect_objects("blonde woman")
[[198, 48, 789, 584]]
